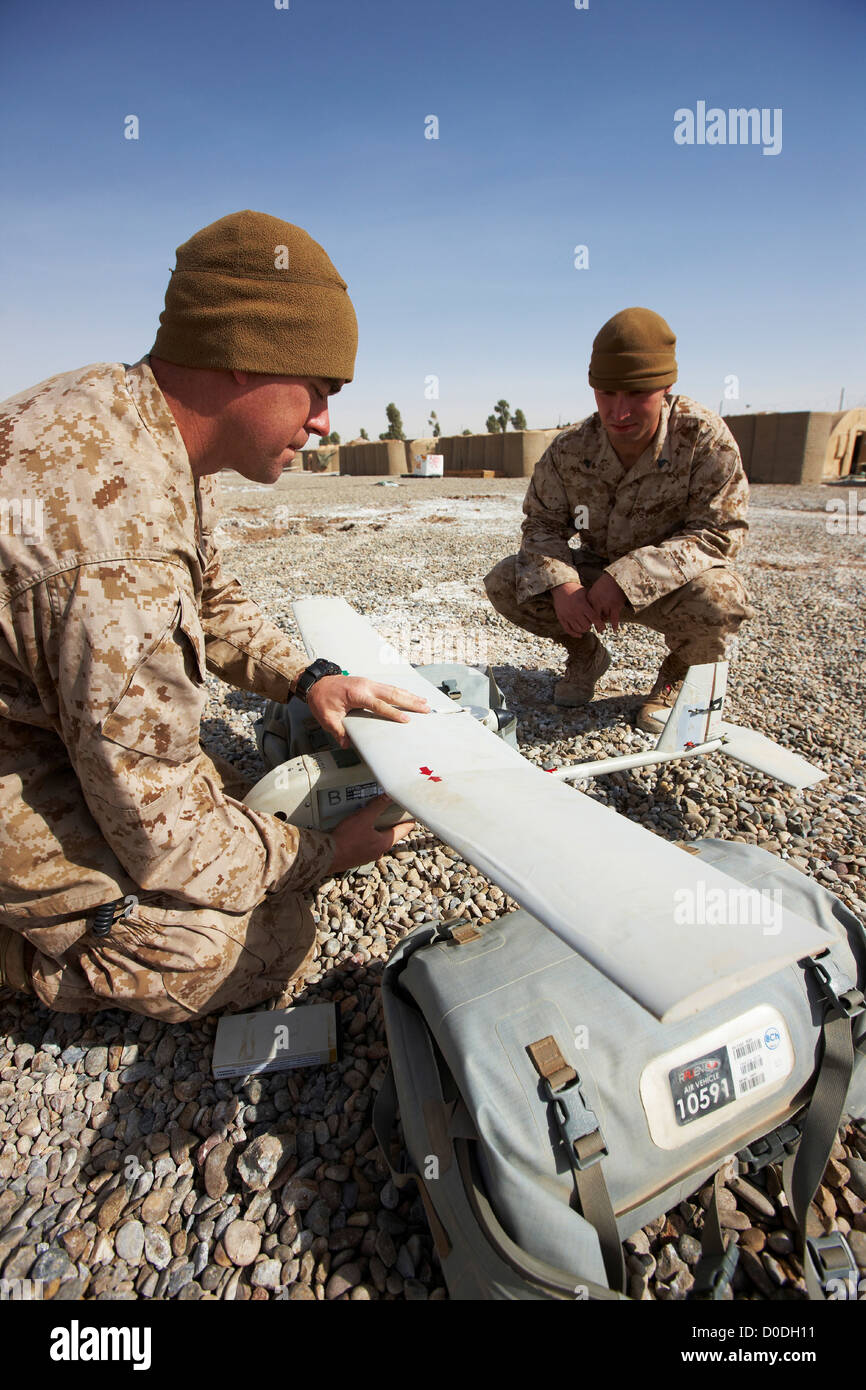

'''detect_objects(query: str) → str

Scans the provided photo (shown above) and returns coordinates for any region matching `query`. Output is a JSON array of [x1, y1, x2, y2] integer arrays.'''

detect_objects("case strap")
[[527, 1035, 626, 1294], [782, 958, 864, 1301]]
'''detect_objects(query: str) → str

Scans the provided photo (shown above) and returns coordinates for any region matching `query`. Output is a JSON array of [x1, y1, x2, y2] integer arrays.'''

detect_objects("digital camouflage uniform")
[[0, 359, 335, 1021], [485, 394, 753, 668]]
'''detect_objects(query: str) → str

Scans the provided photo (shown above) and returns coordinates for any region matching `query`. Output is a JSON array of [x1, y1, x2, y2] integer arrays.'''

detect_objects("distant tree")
[[329, 432, 341, 445], [379, 403, 406, 440], [462, 427, 472, 435], [512, 408, 527, 431], [360, 428, 369, 440], [485, 414, 499, 434], [427, 410, 441, 438], [495, 399, 512, 433]]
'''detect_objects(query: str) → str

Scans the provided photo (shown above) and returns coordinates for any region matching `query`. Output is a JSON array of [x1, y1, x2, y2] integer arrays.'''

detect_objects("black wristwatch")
[[293, 658, 343, 702]]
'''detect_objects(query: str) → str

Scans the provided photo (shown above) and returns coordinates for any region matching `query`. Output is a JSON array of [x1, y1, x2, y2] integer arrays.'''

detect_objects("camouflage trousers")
[[483, 553, 754, 667], [0, 753, 318, 1024]]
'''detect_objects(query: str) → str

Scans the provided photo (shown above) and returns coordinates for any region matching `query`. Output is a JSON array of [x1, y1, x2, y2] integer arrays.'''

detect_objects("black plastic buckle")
[[806, 1232, 859, 1299], [692, 1240, 740, 1299], [807, 951, 866, 1019], [736, 1120, 802, 1174], [543, 1076, 607, 1171]]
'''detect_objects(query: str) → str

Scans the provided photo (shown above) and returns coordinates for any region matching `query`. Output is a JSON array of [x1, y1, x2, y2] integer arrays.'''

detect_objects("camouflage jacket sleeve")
[[199, 544, 310, 701], [197, 479, 309, 700], [605, 422, 750, 611], [50, 562, 335, 910], [514, 440, 582, 603]]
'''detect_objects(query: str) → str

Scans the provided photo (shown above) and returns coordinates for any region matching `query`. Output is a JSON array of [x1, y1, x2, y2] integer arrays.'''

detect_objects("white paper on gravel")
[[293, 598, 830, 1023]]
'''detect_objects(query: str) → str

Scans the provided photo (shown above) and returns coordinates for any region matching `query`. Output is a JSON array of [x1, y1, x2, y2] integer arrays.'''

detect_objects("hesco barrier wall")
[[300, 413, 866, 485], [725, 410, 866, 484], [336, 429, 562, 478], [335, 440, 405, 476]]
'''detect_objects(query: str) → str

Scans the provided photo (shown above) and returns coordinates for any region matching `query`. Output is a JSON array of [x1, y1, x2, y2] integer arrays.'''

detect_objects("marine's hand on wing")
[[329, 794, 417, 873], [552, 581, 596, 638], [306, 675, 429, 750]]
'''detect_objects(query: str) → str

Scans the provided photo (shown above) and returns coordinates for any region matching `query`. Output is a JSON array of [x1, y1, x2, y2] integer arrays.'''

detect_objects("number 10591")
[[674, 1077, 732, 1123]]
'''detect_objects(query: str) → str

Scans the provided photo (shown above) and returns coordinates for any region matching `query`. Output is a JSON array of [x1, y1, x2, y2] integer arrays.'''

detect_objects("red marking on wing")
[[419, 766, 432, 776]]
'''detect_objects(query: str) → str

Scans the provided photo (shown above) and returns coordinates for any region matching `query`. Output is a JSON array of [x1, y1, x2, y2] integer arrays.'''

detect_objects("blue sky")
[[1, 0, 864, 438]]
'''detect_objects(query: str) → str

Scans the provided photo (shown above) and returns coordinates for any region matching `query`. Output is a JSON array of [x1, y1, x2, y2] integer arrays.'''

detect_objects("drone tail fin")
[[654, 661, 728, 753], [650, 660, 826, 789]]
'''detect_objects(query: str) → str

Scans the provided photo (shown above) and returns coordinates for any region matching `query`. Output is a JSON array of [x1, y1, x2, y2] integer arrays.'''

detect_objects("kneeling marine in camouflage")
[[0, 211, 425, 1021], [484, 307, 753, 730]]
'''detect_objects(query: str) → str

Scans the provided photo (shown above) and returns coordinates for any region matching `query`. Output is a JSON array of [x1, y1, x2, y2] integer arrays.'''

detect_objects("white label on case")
[[639, 1005, 795, 1151]]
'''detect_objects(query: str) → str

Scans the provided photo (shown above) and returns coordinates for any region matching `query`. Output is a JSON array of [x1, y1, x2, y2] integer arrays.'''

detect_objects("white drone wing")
[[292, 599, 830, 1023]]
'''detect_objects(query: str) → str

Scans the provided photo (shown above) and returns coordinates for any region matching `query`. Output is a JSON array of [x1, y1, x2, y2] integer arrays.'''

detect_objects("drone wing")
[[292, 599, 830, 1023]]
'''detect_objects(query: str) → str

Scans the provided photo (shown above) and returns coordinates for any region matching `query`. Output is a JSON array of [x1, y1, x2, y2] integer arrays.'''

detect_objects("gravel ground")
[[1, 474, 864, 1302]]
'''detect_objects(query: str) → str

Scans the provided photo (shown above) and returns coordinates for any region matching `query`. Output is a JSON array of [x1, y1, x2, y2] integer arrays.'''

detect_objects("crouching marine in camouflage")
[[484, 307, 753, 729], [0, 211, 423, 1021]]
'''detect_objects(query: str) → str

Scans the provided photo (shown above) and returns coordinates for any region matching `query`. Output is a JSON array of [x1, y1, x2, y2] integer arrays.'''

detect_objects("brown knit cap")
[[588, 307, 677, 391], [152, 210, 358, 383]]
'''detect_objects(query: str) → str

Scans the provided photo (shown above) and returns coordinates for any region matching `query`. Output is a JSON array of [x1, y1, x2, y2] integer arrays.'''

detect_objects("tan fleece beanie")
[[152, 210, 358, 383], [588, 307, 677, 391]]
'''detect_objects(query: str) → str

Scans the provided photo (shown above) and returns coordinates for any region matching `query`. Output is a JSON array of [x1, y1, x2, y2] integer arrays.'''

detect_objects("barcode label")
[[738, 1056, 762, 1076], [739, 1072, 766, 1093], [730, 1030, 771, 1099]]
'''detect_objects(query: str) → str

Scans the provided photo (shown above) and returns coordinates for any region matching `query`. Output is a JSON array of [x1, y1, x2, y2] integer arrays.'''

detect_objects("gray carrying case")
[[376, 840, 866, 1301]]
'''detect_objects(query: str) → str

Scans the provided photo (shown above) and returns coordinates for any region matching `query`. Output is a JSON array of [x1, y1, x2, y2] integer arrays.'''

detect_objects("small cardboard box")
[[412, 453, 444, 477], [212, 1002, 341, 1078]]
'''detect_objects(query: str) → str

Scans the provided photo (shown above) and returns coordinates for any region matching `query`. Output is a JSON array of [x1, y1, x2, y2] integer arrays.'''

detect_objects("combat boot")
[[636, 653, 689, 733], [553, 635, 611, 707]]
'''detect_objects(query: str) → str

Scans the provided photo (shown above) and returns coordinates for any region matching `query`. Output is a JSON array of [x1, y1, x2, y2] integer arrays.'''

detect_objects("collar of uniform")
[[617, 394, 674, 485], [126, 354, 205, 542], [125, 355, 191, 463], [570, 414, 627, 486]]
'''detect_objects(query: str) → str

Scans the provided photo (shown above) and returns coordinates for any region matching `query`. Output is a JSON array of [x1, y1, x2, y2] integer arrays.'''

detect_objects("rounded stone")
[[84, 1047, 108, 1078], [115, 1220, 145, 1265], [325, 1262, 361, 1299], [222, 1219, 262, 1268], [30, 1248, 75, 1283], [140, 1188, 173, 1226], [203, 1141, 235, 1200], [96, 1187, 128, 1231], [143, 1224, 172, 1271], [250, 1258, 283, 1289]]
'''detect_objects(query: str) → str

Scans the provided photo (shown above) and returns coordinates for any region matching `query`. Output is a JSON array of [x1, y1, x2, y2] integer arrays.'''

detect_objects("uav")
[[244, 598, 828, 1024]]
